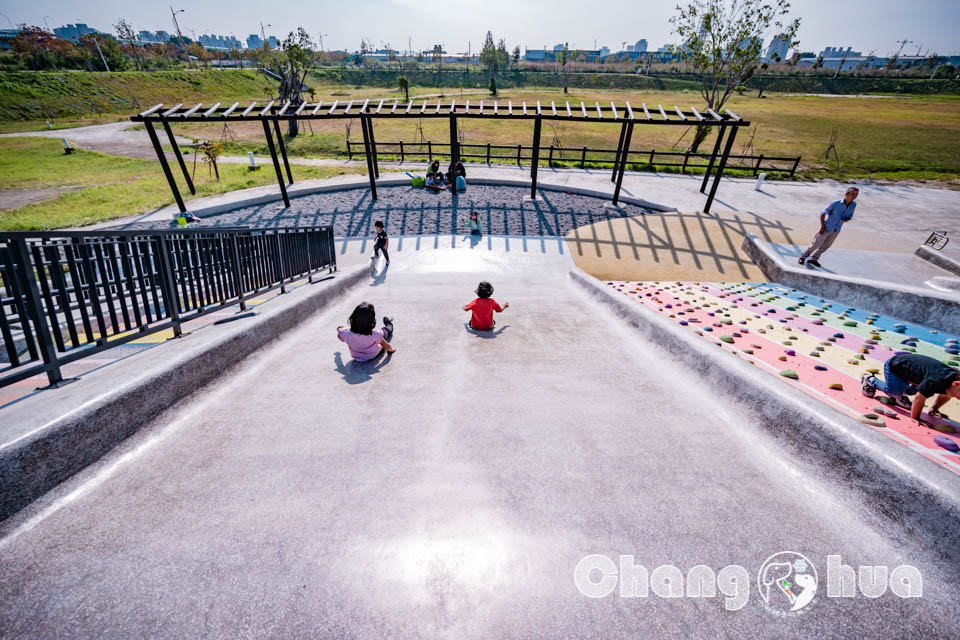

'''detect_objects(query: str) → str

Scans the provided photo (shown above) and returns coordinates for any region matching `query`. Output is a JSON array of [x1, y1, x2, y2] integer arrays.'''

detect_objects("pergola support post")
[[704, 125, 739, 214], [262, 119, 290, 208], [700, 124, 727, 193], [161, 119, 195, 195], [612, 121, 635, 206], [530, 116, 542, 198], [272, 118, 294, 185], [611, 121, 627, 182], [368, 117, 380, 178], [360, 115, 378, 200], [144, 120, 186, 213], [449, 115, 459, 170]]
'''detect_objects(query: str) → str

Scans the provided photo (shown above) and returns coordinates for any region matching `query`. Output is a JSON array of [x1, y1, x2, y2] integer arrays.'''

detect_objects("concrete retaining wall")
[[0, 266, 368, 522], [743, 234, 960, 334], [570, 267, 960, 557]]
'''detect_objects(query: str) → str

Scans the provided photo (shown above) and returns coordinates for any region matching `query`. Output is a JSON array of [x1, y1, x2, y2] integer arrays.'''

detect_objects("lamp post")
[[260, 21, 270, 48], [170, 6, 191, 68], [318, 32, 327, 52]]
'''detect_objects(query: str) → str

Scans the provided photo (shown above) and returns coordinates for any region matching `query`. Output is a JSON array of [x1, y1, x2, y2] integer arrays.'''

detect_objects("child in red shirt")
[[463, 281, 509, 330]]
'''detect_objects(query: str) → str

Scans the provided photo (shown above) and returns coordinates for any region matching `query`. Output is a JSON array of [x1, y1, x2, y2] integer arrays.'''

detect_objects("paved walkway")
[[0, 238, 954, 637]]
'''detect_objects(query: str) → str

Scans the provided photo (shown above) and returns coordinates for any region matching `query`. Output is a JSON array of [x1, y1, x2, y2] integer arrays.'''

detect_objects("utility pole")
[[894, 38, 912, 59], [92, 36, 111, 71], [260, 21, 270, 46], [170, 6, 191, 68]]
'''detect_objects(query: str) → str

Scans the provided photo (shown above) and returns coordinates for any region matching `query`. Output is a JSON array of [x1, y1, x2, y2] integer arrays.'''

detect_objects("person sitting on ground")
[[798, 186, 858, 268], [429, 160, 441, 176], [425, 172, 443, 193], [861, 353, 960, 425], [455, 161, 466, 178], [462, 281, 509, 331], [454, 173, 467, 193], [337, 302, 395, 361]]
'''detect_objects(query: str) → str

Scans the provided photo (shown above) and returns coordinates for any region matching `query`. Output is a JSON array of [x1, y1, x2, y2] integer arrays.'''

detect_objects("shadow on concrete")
[[464, 322, 510, 338], [370, 262, 390, 286], [333, 350, 393, 384], [565, 209, 800, 279]]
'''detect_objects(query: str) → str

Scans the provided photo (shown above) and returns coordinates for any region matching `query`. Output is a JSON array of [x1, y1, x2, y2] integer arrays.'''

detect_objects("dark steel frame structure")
[[0, 226, 336, 389], [132, 99, 750, 213]]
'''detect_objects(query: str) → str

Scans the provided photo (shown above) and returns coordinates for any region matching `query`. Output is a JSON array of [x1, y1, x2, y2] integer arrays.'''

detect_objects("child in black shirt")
[[372, 220, 390, 264]]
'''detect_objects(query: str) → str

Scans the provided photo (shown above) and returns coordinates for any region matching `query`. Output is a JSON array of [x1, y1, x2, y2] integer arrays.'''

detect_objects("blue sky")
[[1, 0, 958, 56]]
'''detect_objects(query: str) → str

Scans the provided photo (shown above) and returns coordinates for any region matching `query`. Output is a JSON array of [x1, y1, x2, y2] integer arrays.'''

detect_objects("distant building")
[[0, 27, 25, 50], [764, 36, 790, 63], [267, 35, 279, 49], [634, 39, 647, 53], [525, 46, 604, 63], [52, 23, 106, 42], [246, 34, 263, 49], [599, 45, 610, 56], [818, 46, 861, 58], [198, 34, 242, 51]]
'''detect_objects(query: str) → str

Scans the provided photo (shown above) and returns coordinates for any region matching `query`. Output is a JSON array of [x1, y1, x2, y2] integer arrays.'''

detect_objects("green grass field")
[[0, 138, 366, 230]]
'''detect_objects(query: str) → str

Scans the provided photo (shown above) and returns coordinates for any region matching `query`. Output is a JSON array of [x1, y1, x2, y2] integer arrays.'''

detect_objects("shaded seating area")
[[131, 98, 750, 214]]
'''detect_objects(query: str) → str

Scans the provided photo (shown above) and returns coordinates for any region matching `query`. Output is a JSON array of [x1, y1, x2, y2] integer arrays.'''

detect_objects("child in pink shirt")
[[337, 302, 395, 361]]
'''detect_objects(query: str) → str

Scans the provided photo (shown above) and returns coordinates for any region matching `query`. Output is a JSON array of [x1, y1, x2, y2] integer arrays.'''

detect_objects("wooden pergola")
[[131, 98, 750, 214]]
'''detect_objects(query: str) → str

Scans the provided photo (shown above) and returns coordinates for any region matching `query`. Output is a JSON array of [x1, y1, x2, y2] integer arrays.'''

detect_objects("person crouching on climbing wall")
[[463, 281, 508, 331], [861, 353, 960, 426], [338, 302, 395, 361], [371, 220, 390, 264]]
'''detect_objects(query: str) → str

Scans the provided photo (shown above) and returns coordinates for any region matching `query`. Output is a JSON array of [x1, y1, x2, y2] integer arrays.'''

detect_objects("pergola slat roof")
[[131, 99, 749, 215]]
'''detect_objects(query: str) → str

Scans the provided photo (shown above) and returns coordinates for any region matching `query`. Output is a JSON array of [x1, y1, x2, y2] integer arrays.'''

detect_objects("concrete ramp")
[[0, 237, 955, 637]]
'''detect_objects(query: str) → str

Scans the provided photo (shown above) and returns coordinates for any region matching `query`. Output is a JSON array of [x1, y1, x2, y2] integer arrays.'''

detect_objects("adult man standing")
[[861, 353, 960, 426], [798, 187, 858, 268]]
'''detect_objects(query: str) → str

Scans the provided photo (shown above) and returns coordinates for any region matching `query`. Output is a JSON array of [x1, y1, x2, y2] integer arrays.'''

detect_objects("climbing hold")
[[679, 321, 688, 326], [779, 370, 799, 379], [903, 347, 917, 353], [866, 368, 879, 374], [873, 407, 898, 418], [833, 333, 845, 338], [856, 354, 865, 360], [719, 335, 735, 343], [751, 344, 763, 349], [785, 349, 796, 356], [847, 359, 860, 365], [809, 352, 820, 357], [827, 383, 843, 390], [704, 327, 713, 332], [815, 365, 828, 371], [815, 346, 825, 351], [742, 349, 754, 354], [812, 319, 824, 325], [857, 413, 885, 427], [778, 355, 787, 361], [933, 423, 957, 434], [878, 396, 896, 406], [933, 436, 959, 452]]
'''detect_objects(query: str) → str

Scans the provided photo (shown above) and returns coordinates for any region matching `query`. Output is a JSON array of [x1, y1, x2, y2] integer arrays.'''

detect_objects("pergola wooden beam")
[[132, 100, 749, 212]]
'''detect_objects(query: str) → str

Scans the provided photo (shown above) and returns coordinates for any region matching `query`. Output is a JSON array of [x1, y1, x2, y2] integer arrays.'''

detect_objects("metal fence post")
[[230, 234, 246, 310], [156, 235, 183, 337], [754, 154, 764, 176], [273, 232, 286, 294], [428, 140, 432, 164], [9, 237, 64, 386], [399, 140, 404, 164], [581, 146, 587, 168]]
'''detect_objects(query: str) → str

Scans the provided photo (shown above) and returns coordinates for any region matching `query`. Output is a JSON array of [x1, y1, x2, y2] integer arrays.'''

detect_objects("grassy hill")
[[0, 70, 270, 122]]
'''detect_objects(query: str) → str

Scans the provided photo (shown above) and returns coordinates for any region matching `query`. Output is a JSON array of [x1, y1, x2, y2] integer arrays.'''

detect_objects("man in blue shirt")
[[798, 187, 858, 268]]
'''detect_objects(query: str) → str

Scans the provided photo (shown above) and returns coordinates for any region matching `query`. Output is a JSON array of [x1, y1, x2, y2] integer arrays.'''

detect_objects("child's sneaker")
[[808, 259, 821, 268], [382, 316, 393, 329], [895, 394, 913, 410], [860, 373, 876, 398]]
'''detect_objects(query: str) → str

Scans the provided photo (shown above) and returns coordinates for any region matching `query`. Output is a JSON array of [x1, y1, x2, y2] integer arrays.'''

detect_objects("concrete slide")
[[0, 237, 955, 638]]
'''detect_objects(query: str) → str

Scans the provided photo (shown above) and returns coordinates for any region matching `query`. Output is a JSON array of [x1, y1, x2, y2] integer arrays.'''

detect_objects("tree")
[[78, 34, 128, 71], [480, 31, 505, 95], [671, 0, 799, 152], [559, 43, 570, 93], [258, 27, 317, 137], [512, 45, 521, 68], [398, 75, 410, 102], [114, 19, 144, 71]]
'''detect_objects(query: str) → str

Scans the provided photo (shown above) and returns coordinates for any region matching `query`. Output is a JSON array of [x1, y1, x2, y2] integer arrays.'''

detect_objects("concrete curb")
[[915, 244, 960, 277], [569, 267, 960, 556], [0, 265, 368, 522], [742, 233, 960, 334]]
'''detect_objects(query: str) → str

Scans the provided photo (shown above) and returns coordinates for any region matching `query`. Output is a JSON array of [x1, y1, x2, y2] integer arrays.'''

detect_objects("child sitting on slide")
[[462, 281, 508, 330], [337, 302, 395, 361]]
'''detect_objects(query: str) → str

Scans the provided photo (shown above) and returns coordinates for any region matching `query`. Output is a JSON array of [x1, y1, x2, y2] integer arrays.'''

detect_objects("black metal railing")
[[346, 140, 802, 177], [0, 226, 336, 390]]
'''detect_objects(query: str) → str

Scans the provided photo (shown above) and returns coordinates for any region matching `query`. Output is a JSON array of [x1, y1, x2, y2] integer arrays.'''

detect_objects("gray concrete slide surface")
[[0, 238, 956, 638]]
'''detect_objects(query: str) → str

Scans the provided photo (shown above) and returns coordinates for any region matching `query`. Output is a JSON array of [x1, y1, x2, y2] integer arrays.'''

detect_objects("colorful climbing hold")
[[719, 335, 734, 343], [858, 413, 885, 427], [815, 365, 828, 371], [933, 436, 959, 452], [933, 423, 957, 434], [779, 370, 799, 379], [827, 383, 843, 390]]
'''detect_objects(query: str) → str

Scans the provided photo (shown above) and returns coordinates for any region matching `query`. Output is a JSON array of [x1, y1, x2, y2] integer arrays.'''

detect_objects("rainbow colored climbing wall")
[[608, 281, 960, 473]]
